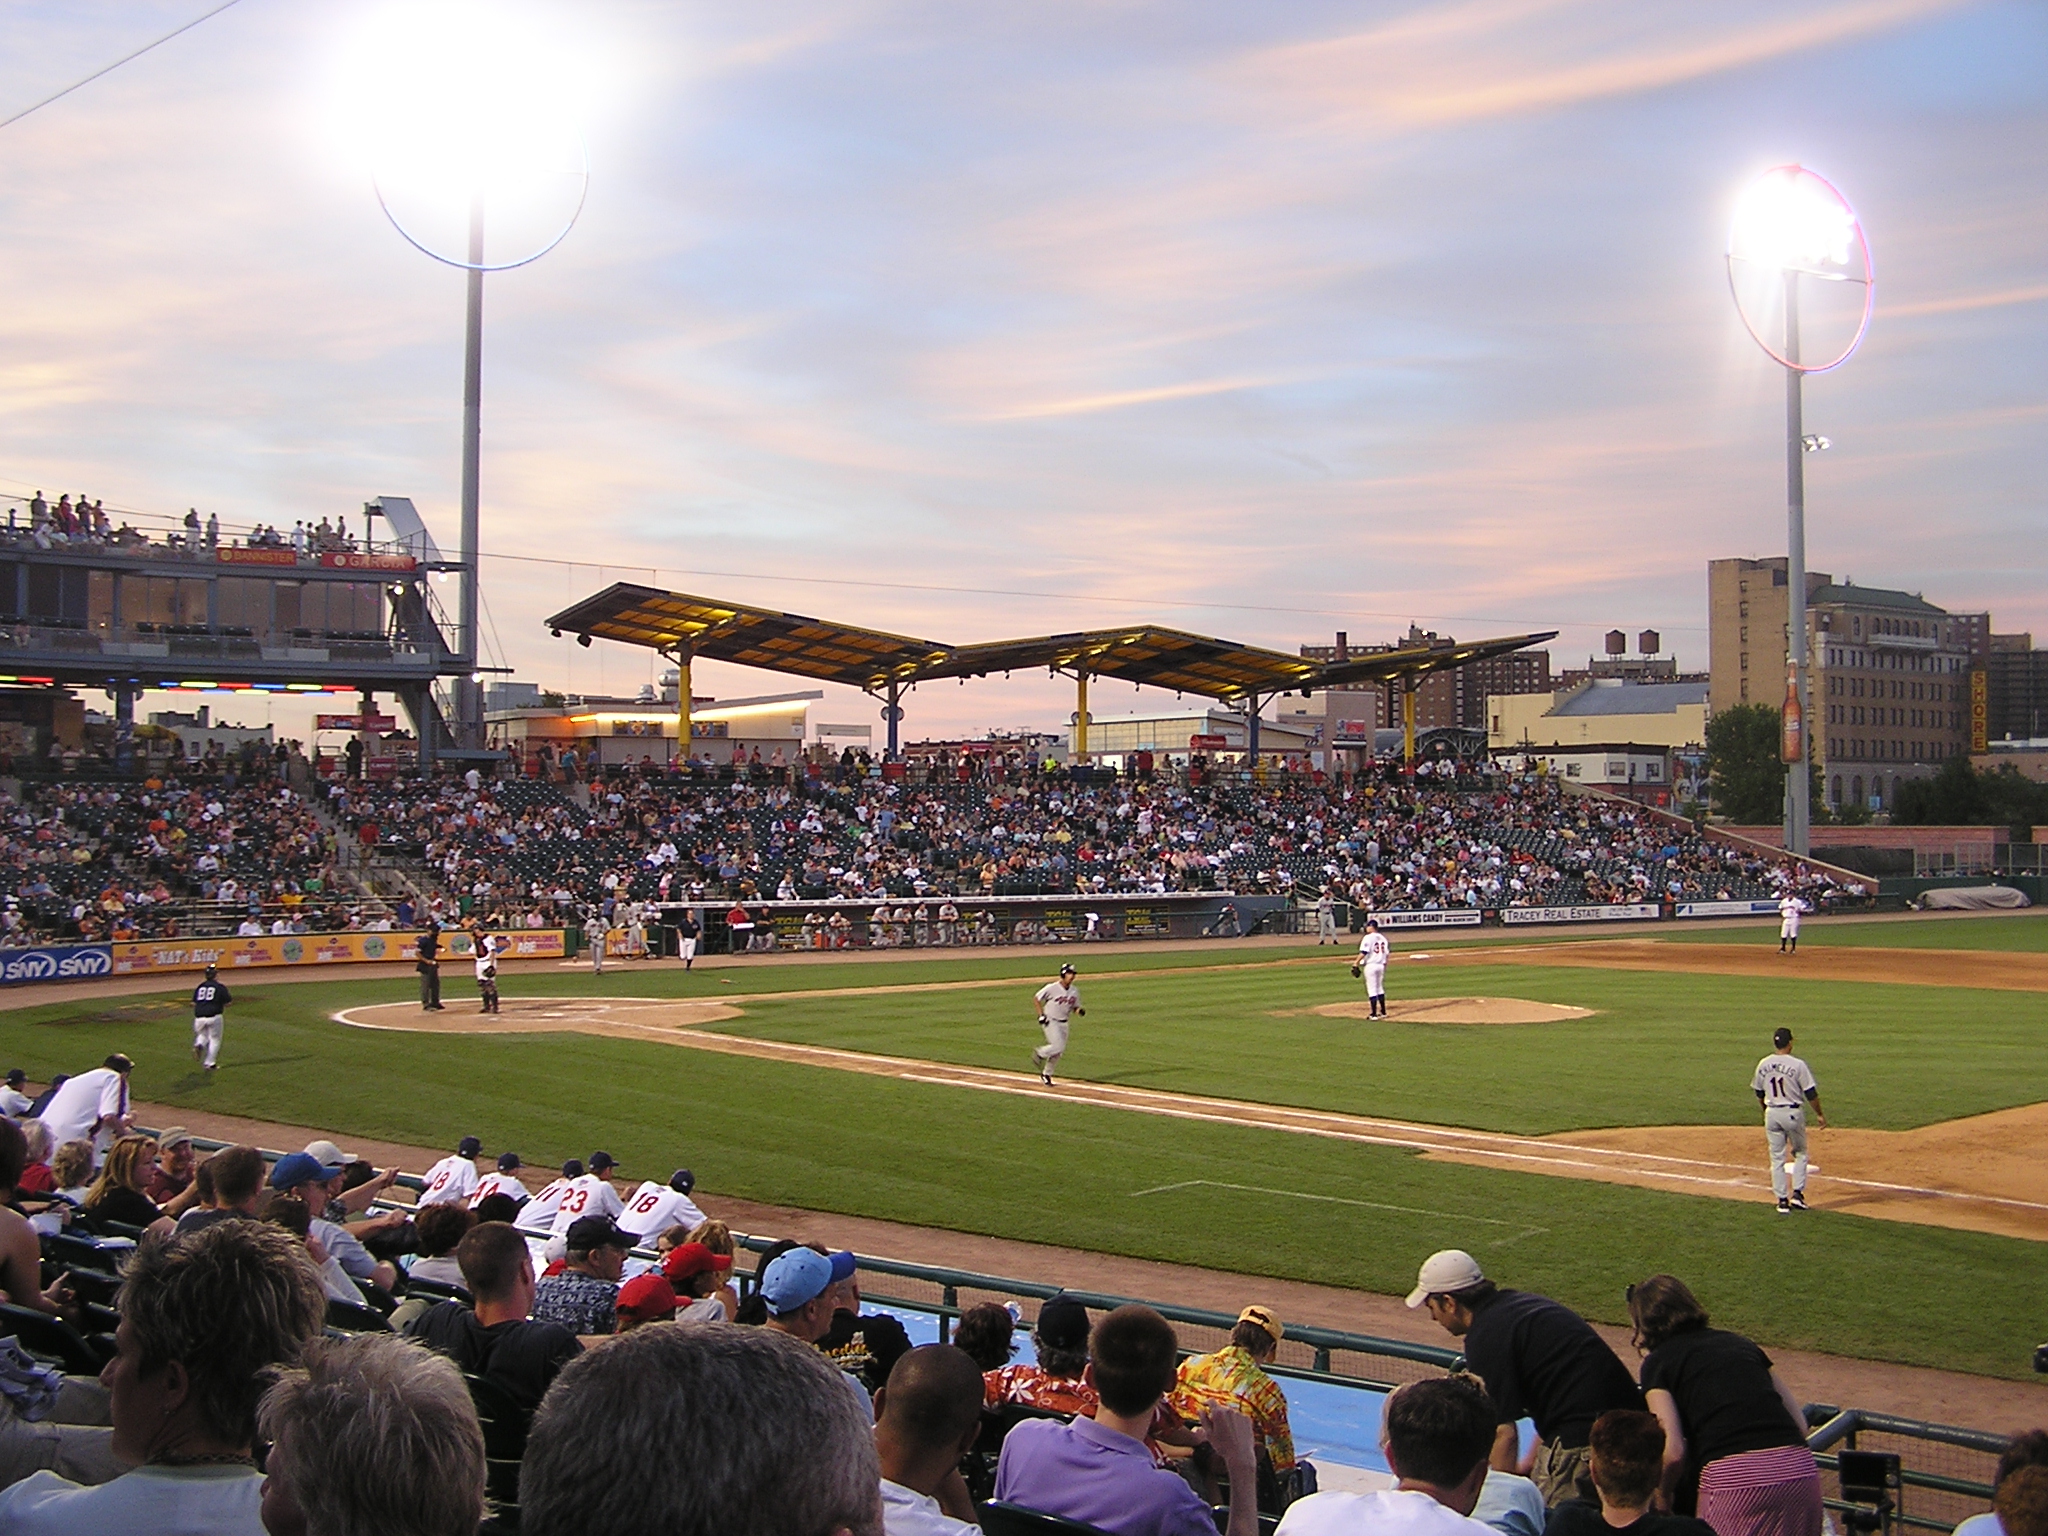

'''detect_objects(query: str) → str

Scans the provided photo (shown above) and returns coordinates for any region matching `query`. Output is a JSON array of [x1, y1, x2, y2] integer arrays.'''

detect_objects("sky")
[[2, 0, 2044, 745]]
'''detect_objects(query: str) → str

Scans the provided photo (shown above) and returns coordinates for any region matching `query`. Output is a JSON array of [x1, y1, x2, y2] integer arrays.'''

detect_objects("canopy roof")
[[545, 583, 1553, 702]]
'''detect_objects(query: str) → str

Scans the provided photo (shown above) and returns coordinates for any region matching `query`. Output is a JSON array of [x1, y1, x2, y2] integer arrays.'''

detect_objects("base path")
[[334, 998, 2048, 1241], [128, 1095, 2048, 1429]]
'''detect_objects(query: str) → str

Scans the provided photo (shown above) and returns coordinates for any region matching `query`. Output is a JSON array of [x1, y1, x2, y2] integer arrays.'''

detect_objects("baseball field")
[[4, 910, 2044, 1381]]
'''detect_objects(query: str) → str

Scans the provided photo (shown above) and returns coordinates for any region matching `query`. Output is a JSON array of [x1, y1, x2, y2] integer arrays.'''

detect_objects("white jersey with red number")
[[417, 1155, 479, 1209], [468, 1170, 530, 1209], [616, 1180, 708, 1243], [1358, 931, 1391, 967], [514, 1176, 578, 1235], [548, 1173, 625, 1237]]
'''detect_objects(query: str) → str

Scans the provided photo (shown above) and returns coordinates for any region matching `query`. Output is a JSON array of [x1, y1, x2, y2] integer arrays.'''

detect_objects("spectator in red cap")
[[660, 1241, 735, 1322], [614, 1272, 678, 1331]]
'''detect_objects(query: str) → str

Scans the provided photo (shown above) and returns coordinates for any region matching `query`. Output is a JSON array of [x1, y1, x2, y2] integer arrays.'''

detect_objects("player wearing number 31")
[[1752, 1028, 1826, 1214], [1032, 964, 1084, 1085]]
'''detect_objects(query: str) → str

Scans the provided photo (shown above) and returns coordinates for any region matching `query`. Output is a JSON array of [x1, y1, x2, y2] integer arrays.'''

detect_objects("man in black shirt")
[[1544, 1411, 1717, 1536], [416, 919, 444, 1011], [406, 1221, 580, 1409], [1409, 1249, 1645, 1507], [191, 963, 230, 1072]]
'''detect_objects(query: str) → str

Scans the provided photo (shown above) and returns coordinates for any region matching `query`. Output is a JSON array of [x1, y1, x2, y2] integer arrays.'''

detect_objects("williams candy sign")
[[0, 943, 114, 986]]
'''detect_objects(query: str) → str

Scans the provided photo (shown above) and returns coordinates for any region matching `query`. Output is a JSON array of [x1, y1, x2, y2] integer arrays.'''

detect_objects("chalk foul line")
[[1129, 1179, 1548, 1246]]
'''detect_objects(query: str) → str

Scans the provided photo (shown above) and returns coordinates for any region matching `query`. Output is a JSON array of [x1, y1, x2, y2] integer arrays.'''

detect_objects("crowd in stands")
[[0, 1071, 2038, 1536], [3, 492, 374, 562]]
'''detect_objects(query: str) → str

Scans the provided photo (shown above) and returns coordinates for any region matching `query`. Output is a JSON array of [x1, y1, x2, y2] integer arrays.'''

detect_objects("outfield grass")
[[3, 945, 2044, 1379], [1658, 912, 2048, 951]]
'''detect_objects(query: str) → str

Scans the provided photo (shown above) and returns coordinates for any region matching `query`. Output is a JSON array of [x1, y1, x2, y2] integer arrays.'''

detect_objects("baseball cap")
[[1237, 1304, 1284, 1342], [669, 1168, 695, 1195], [105, 1053, 135, 1073], [1034, 1293, 1091, 1350], [496, 1152, 522, 1171], [565, 1216, 634, 1252], [271, 1150, 339, 1190], [827, 1249, 857, 1283], [5, 1068, 25, 1086], [758, 1248, 834, 1314], [154, 1126, 193, 1150], [588, 1151, 617, 1172], [615, 1272, 678, 1324], [1773, 1027, 1793, 1049], [458, 1136, 483, 1158], [560, 1159, 585, 1178], [304, 1139, 354, 1167], [1058, 963, 1076, 976], [660, 1242, 733, 1283], [1405, 1250, 1486, 1308]]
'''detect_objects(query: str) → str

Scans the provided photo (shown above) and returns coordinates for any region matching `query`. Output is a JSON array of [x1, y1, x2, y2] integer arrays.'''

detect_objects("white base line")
[[330, 1004, 2046, 1217], [1130, 1178, 1548, 1244]]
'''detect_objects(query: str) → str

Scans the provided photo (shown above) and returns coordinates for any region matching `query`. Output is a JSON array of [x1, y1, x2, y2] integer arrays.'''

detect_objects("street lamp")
[[347, 2, 588, 754], [1726, 164, 1874, 854]]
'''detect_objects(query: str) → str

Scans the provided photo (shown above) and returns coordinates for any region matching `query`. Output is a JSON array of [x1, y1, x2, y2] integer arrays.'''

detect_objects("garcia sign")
[[0, 944, 114, 986]]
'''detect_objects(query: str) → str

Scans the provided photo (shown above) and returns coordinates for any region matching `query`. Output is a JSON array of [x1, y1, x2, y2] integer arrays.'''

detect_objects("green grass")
[[1657, 912, 2048, 951], [4, 915, 2043, 1380]]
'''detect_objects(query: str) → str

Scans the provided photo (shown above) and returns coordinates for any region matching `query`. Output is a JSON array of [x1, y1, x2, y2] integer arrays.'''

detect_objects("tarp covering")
[[1918, 885, 2032, 910]]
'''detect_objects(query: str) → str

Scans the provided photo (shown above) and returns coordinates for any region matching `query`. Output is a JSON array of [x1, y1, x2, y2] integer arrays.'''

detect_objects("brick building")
[[1293, 627, 1551, 733]]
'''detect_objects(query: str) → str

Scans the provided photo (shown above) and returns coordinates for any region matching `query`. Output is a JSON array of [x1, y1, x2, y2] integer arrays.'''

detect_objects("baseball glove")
[[1350, 964, 1363, 979]]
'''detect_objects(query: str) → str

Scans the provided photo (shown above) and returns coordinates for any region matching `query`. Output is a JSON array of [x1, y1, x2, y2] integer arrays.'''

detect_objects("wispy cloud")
[[972, 375, 1301, 421], [1883, 284, 2048, 319]]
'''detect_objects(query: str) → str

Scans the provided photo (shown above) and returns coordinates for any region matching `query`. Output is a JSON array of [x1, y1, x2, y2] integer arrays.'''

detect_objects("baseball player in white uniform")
[[1752, 1027, 1827, 1212], [1316, 888, 1338, 944], [1353, 918, 1391, 1018], [1778, 894, 1809, 954], [417, 1136, 484, 1208], [472, 928, 503, 1014], [514, 1159, 583, 1240], [617, 1167, 708, 1245], [469, 1152, 530, 1210], [1031, 963, 1085, 1085]]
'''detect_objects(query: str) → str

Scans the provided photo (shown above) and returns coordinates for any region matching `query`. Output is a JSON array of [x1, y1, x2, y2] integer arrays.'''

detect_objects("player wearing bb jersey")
[[617, 1168, 708, 1246], [1752, 1027, 1827, 1213], [1353, 919, 1391, 1018], [417, 1136, 484, 1209], [1030, 964, 1084, 1086], [191, 963, 231, 1071], [470, 1152, 529, 1210]]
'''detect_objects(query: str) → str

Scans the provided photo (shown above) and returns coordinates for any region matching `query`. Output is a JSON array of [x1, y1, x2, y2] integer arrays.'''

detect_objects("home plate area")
[[335, 997, 743, 1035]]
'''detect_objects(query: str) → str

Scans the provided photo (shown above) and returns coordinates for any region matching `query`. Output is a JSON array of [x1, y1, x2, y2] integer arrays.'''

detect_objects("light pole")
[[1726, 165, 1873, 854]]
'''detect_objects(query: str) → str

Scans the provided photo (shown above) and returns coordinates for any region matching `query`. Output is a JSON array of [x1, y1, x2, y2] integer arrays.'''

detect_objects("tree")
[[1895, 758, 2048, 836], [1706, 704, 1787, 824]]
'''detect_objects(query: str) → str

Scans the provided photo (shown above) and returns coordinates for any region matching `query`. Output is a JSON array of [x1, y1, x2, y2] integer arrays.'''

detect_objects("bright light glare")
[[1729, 166, 1856, 272], [330, 1, 590, 216]]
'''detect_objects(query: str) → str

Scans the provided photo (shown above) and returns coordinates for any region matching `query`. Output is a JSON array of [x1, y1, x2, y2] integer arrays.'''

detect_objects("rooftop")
[[1810, 582, 1948, 615], [1550, 680, 1708, 717]]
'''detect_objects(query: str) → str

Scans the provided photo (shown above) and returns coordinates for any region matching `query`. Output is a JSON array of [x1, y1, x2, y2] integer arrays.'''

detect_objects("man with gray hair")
[[256, 1333, 486, 1536], [521, 1323, 885, 1536]]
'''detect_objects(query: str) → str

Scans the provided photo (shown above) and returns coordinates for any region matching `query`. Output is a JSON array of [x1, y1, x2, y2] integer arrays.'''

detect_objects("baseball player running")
[[191, 963, 231, 1072], [1778, 893, 1809, 954], [1031, 963, 1085, 1085], [1352, 918, 1391, 1018], [1752, 1026, 1826, 1213]]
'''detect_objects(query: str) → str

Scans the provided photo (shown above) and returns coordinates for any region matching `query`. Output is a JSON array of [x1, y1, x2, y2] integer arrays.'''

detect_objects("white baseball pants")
[[1033, 1018, 1070, 1075], [1766, 1106, 1808, 1199], [1365, 963, 1386, 1001], [193, 1015, 223, 1068]]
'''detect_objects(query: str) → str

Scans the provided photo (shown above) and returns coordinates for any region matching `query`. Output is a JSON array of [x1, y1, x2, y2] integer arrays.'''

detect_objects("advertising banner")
[[1499, 903, 1660, 926], [319, 551, 418, 572], [0, 943, 113, 986], [1371, 909, 1484, 929], [314, 714, 399, 732], [1672, 899, 1782, 919], [1970, 670, 1988, 753], [1188, 735, 1229, 751], [110, 929, 567, 975], [215, 546, 298, 566]]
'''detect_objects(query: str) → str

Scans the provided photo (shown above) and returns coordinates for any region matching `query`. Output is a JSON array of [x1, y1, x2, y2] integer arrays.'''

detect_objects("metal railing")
[[1806, 1406, 2003, 1533]]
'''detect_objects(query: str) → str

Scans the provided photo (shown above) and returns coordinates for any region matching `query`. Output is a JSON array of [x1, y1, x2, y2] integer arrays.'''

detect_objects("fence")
[[1807, 1406, 2004, 1534], [1914, 843, 2047, 877]]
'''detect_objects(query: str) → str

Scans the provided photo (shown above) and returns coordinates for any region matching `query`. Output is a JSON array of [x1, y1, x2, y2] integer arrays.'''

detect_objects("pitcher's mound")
[[335, 997, 743, 1036], [1315, 997, 1596, 1025]]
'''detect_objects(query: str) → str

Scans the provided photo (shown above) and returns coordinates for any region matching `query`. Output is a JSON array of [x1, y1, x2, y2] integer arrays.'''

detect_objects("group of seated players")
[[0, 1109, 2041, 1536]]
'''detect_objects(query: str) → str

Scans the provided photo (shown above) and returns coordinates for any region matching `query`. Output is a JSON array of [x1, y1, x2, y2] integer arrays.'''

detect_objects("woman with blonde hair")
[[683, 1219, 742, 1320], [81, 1135, 163, 1229], [50, 1140, 96, 1204]]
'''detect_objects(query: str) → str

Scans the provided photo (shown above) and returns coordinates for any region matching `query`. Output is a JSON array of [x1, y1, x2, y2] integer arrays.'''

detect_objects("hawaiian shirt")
[[1170, 1346, 1294, 1471]]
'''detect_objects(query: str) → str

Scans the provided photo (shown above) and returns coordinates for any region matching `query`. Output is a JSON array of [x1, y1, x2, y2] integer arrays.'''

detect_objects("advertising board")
[[110, 929, 566, 975], [1672, 899, 1782, 919], [1499, 903, 1660, 925], [0, 944, 113, 986], [1371, 909, 1484, 929]]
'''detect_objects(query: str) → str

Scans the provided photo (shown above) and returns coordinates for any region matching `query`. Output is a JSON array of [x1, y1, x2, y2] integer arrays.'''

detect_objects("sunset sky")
[[3, 1, 2043, 743]]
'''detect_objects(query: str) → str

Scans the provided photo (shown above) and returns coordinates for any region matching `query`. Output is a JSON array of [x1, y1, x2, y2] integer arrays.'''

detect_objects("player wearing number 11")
[[1752, 1028, 1826, 1215]]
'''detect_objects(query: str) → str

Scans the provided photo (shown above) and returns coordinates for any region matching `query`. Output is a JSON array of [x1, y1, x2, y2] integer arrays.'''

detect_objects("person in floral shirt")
[[1172, 1304, 1295, 1473]]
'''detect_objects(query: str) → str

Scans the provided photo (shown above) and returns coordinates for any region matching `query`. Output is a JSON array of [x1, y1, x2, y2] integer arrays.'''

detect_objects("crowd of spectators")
[[0, 1089, 2040, 1536], [3, 493, 374, 563]]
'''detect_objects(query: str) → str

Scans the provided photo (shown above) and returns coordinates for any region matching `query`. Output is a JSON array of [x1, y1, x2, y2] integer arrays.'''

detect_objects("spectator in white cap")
[[761, 1246, 873, 1421], [142, 1128, 202, 1219], [1407, 1251, 1644, 1508]]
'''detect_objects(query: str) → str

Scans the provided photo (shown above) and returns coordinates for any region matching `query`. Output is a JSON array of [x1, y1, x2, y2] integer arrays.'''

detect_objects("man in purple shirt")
[[996, 1304, 1260, 1536]]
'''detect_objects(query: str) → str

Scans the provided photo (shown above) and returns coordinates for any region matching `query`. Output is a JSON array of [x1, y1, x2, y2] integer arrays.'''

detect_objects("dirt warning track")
[[335, 997, 2048, 1242]]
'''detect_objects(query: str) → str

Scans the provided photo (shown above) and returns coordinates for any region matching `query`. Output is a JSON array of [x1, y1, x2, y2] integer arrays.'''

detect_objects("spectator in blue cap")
[[761, 1246, 872, 1420], [271, 1152, 399, 1297]]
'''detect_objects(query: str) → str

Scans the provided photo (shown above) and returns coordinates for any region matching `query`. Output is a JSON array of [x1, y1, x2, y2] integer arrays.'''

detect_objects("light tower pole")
[[1726, 165, 1873, 855]]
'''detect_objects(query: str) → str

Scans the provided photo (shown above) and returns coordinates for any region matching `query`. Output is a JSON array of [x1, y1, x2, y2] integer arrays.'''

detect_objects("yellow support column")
[[1401, 680, 1416, 766], [676, 652, 692, 766], [1074, 673, 1089, 763]]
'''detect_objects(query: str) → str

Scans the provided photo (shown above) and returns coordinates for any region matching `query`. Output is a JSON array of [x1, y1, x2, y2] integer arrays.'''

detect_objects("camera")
[[1836, 1450, 1901, 1536], [2034, 1341, 2047, 1373]]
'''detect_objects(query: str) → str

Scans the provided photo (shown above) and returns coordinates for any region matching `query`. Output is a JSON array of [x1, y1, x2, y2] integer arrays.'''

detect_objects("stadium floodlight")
[[1725, 164, 1873, 856], [337, 0, 590, 757]]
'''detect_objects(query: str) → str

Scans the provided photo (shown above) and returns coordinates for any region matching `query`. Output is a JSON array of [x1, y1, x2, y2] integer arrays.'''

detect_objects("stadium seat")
[[0, 1301, 114, 1375], [466, 1372, 531, 1534], [324, 1298, 393, 1333], [978, 1502, 1119, 1536]]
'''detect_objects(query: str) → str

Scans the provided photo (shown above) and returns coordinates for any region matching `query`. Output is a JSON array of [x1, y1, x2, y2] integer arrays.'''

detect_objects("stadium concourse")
[[1, 754, 1864, 949]]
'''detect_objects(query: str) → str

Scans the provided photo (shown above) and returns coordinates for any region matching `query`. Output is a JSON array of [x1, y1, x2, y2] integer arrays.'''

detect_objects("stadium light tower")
[[1726, 165, 1873, 855], [346, 2, 587, 752]]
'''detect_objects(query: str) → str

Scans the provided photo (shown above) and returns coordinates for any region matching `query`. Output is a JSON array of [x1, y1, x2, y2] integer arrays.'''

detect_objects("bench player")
[[1353, 918, 1390, 1018], [1753, 1027, 1826, 1213], [1031, 963, 1084, 1085]]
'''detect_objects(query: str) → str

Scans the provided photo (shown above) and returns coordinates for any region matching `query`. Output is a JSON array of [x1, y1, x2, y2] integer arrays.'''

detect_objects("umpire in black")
[[1408, 1249, 1644, 1506], [417, 918, 445, 1011]]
